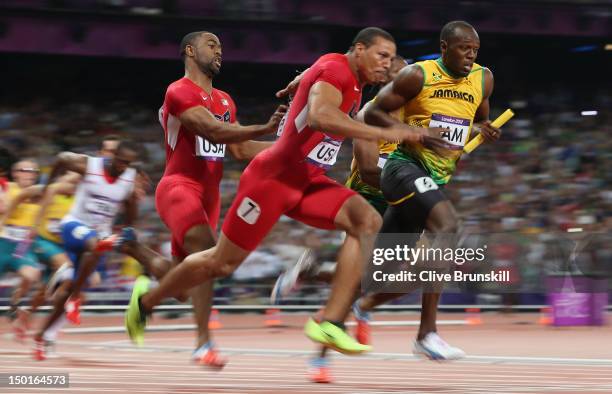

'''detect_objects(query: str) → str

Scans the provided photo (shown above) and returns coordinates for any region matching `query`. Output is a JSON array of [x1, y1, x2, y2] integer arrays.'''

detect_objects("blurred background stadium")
[[0, 0, 610, 312]]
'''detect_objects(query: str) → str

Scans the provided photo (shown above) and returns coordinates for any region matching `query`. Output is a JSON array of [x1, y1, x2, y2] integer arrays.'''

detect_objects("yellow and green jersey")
[[2, 183, 40, 241], [346, 139, 398, 202], [37, 194, 74, 244], [345, 101, 403, 206], [389, 58, 486, 184]]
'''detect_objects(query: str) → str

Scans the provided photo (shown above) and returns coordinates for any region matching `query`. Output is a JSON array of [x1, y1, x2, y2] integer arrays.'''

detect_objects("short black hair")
[[440, 21, 476, 43], [179, 31, 210, 58], [350, 27, 394, 50]]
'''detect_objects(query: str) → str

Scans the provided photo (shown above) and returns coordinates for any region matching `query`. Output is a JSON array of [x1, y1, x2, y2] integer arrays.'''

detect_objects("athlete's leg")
[[140, 235, 249, 311], [128, 167, 305, 345], [30, 251, 71, 313], [11, 265, 40, 312], [284, 176, 382, 323], [418, 200, 458, 339], [323, 195, 382, 322], [37, 221, 99, 337], [120, 240, 172, 281], [154, 179, 220, 349], [34, 277, 71, 360], [69, 237, 103, 298], [181, 225, 217, 349], [35, 277, 72, 338]]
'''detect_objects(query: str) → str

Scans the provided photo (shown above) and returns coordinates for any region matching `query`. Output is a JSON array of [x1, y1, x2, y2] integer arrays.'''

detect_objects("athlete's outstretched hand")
[[422, 127, 452, 156], [276, 70, 306, 99], [266, 104, 288, 133], [474, 120, 501, 142], [384, 125, 448, 153]]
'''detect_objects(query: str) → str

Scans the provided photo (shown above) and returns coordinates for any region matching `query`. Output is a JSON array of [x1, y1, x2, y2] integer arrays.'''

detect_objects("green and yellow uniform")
[[0, 183, 39, 272], [345, 139, 398, 215], [389, 58, 486, 184], [32, 194, 74, 263]]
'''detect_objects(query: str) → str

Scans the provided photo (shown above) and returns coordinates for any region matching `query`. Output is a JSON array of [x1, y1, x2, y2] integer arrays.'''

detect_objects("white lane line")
[[54, 340, 612, 366], [4, 350, 612, 376]]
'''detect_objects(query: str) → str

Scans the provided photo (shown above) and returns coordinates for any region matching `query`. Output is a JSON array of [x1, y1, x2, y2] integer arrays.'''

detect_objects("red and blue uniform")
[[156, 77, 237, 259], [222, 53, 362, 251]]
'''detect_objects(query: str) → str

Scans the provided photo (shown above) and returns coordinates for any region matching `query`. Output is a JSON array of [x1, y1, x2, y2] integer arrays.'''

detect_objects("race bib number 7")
[[237, 197, 261, 225], [429, 113, 470, 150]]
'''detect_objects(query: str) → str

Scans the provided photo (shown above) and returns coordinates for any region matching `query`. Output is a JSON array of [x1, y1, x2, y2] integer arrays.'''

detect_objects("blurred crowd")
[[0, 86, 610, 303]]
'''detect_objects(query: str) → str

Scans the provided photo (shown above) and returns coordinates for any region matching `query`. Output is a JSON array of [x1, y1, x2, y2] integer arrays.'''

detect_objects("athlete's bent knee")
[[20, 266, 41, 283], [353, 207, 382, 236]]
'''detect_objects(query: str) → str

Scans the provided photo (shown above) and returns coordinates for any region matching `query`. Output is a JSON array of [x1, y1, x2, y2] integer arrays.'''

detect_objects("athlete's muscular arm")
[[225, 119, 274, 160], [470, 68, 501, 143], [352, 102, 383, 188], [353, 138, 381, 189], [30, 180, 77, 237], [123, 190, 138, 227], [364, 65, 423, 127], [46, 152, 88, 183], [365, 66, 448, 153], [308, 81, 383, 141], [276, 69, 308, 99], [179, 105, 287, 144]]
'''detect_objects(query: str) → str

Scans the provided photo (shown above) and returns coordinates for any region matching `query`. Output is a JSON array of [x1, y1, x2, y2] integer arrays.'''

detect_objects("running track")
[[2, 312, 612, 393]]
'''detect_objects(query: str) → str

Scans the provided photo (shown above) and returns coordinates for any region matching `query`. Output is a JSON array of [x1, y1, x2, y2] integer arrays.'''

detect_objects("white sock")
[[42, 315, 67, 342]]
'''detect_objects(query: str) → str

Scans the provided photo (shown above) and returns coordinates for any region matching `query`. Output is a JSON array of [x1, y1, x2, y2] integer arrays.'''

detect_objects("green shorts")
[[362, 195, 388, 217], [32, 236, 65, 263], [31, 236, 67, 281], [0, 237, 39, 274]]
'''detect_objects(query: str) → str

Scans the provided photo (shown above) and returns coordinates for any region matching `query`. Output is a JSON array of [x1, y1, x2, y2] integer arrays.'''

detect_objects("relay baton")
[[463, 109, 514, 154]]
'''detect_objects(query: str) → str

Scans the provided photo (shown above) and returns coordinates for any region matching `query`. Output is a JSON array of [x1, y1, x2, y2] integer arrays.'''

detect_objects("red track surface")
[[2, 312, 612, 393]]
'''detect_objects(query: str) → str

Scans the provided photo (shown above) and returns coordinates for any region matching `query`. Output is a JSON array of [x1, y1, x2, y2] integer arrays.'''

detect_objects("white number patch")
[[414, 177, 439, 194], [377, 154, 389, 169], [3, 226, 29, 241], [306, 138, 341, 168], [429, 113, 470, 149], [71, 225, 91, 240], [237, 197, 261, 225], [47, 219, 61, 234], [196, 137, 226, 161], [85, 199, 114, 216]]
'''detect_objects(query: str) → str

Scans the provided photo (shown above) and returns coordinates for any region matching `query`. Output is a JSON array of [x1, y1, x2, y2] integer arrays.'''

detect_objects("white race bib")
[[429, 113, 470, 150], [276, 112, 289, 138], [377, 154, 389, 169], [307, 138, 342, 169], [196, 137, 226, 161], [85, 198, 114, 217], [3, 225, 29, 241], [414, 177, 439, 194], [46, 219, 61, 234]]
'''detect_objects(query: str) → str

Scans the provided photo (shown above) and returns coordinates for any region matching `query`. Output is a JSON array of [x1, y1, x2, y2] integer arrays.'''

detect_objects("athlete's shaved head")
[[180, 31, 212, 58], [440, 21, 477, 44], [351, 27, 395, 51], [440, 20, 480, 77], [349, 27, 397, 85], [180, 31, 222, 78]]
